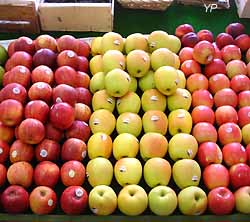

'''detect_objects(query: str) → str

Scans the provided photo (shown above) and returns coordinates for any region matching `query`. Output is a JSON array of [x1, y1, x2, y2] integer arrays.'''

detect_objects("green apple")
[[167, 88, 192, 111], [92, 89, 116, 112], [91, 36, 102, 56], [87, 132, 113, 159], [138, 70, 155, 91], [0, 66, 5, 87], [234, 186, 250, 214], [168, 109, 193, 136], [118, 184, 148, 216], [0, 45, 8, 65], [177, 70, 186, 89], [154, 66, 179, 96], [89, 55, 103, 75], [89, 185, 117, 215], [142, 110, 168, 135], [140, 132, 168, 161], [148, 30, 169, 52], [167, 35, 181, 54], [86, 157, 113, 187], [114, 157, 142, 186], [113, 133, 139, 160], [178, 186, 207, 215], [173, 159, 201, 189], [242, 124, 250, 145], [89, 109, 116, 135], [151, 48, 175, 71], [168, 133, 198, 161], [141, 89, 167, 112], [116, 112, 142, 137], [116, 91, 141, 114], [101, 31, 124, 54], [126, 49, 150, 77], [148, 186, 177, 216], [125, 33, 148, 54], [102, 50, 126, 73], [128, 76, 138, 92], [89, 72, 105, 93], [173, 53, 181, 69], [143, 157, 171, 188], [105, 68, 131, 97]]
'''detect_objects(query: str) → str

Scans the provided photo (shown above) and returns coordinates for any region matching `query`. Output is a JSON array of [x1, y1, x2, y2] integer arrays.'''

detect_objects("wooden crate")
[[0, 0, 40, 33], [235, 0, 250, 18], [38, 0, 114, 32], [176, 0, 230, 9]]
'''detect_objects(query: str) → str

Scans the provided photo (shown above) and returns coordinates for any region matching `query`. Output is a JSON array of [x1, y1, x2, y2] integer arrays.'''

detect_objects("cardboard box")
[[0, 0, 40, 33], [38, 0, 114, 32], [235, 0, 250, 18]]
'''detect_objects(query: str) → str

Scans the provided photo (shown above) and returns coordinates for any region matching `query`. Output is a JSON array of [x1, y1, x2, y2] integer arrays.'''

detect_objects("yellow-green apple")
[[230, 163, 250, 189], [33, 161, 60, 188], [234, 186, 250, 214], [28, 82, 52, 104], [148, 186, 177, 216], [60, 160, 85, 186], [35, 139, 60, 162], [215, 32, 234, 49], [139, 132, 168, 161], [90, 36, 102, 56], [89, 71, 105, 93], [113, 133, 139, 160], [215, 105, 238, 126], [238, 106, 250, 127], [126, 49, 150, 77], [242, 124, 250, 145], [186, 73, 208, 93], [226, 60, 247, 79], [89, 109, 116, 135], [101, 32, 124, 54], [218, 122, 242, 145], [203, 164, 230, 190], [116, 91, 141, 114], [0, 139, 9, 163], [208, 73, 230, 95], [148, 30, 169, 52], [179, 47, 193, 63], [168, 133, 198, 161], [221, 45, 241, 63], [197, 142, 223, 167], [238, 90, 250, 107], [204, 58, 226, 78], [116, 112, 142, 137], [193, 40, 215, 64], [235, 34, 250, 51], [167, 88, 191, 111], [86, 157, 113, 187], [208, 187, 235, 215], [178, 186, 207, 215], [214, 88, 238, 107], [128, 76, 137, 92], [222, 142, 247, 167], [197, 29, 214, 42], [92, 89, 115, 112], [1, 185, 29, 214], [114, 157, 142, 186], [0, 164, 6, 187], [192, 122, 217, 143], [154, 66, 179, 96], [117, 184, 148, 216], [172, 159, 201, 189], [29, 186, 57, 215], [102, 50, 125, 73], [142, 110, 168, 135], [53, 65, 76, 87], [175, 24, 194, 38], [192, 89, 214, 108], [191, 105, 215, 124], [7, 161, 33, 188], [180, 59, 201, 77], [124, 33, 148, 54], [141, 89, 166, 112], [231, 75, 250, 93], [167, 34, 181, 53], [151, 48, 175, 71], [87, 132, 112, 159], [143, 157, 171, 187], [246, 48, 250, 63], [181, 32, 199, 48], [226, 22, 245, 38], [74, 103, 91, 122], [104, 68, 130, 97], [173, 53, 180, 69], [0, 120, 14, 143], [89, 55, 103, 75], [168, 109, 192, 136], [1, 83, 27, 104], [176, 70, 186, 88], [65, 120, 90, 142], [88, 185, 117, 215]]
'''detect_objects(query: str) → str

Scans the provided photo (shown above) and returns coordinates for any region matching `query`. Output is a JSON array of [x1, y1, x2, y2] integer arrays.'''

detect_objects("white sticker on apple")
[[150, 95, 158, 101], [151, 115, 159, 121], [226, 127, 233, 133], [177, 113, 185, 118], [142, 56, 148, 62], [119, 165, 126, 172], [75, 188, 83, 198], [37, 83, 45, 89], [19, 67, 26, 74], [187, 149, 193, 157], [192, 175, 198, 182], [67, 50, 75, 58], [93, 119, 100, 126], [40, 149, 48, 158], [68, 169, 75, 178], [0, 148, 3, 154], [91, 208, 98, 214], [48, 199, 53, 207], [12, 87, 20, 95], [100, 134, 107, 141], [56, 97, 63, 103], [113, 40, 120, 46], [107, 97, 114, 104], [11, 150, 17, 158], [150, 42, 156, 48], [82, 150, 87, 159], [26, 39, 33, 45], [123, 118, 130, 124]]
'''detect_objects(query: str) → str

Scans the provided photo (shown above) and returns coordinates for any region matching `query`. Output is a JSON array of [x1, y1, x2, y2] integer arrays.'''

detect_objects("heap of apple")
[[0, 21, 250, 217]]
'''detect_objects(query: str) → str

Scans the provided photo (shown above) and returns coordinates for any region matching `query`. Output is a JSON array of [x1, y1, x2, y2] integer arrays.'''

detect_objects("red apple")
[[212, 42, 222, 59], [0, 164, 6, 187], [60, 186, 88, 215], [230, 75, 250, 93], [226, 60, 247, 79], [238, 90, 250, 107], [52, 84, 77, 106], [28, 82, 52, 104], [7, 51, 32, 70], [0, 83, 27, 104], [9, 140, 34, 163], [57, 50, 78, 70], [230, 163, 250, 189], [191, 105, 215, 124], [31, 65, 54, 85], [178, 47, 193, 63], [61, 138, 87, 162], [181, 32, 199, 48], [1, 185, 29, 214], [74, 103, 91, 122], [34, 161, 60, 188], [57, 35, 77, 52], [192, 89, 214, 108], [29, 186, 57, 215], [65, 120, 91, 142], [193, 40, 215, 64], [14, 36, 35, 55], [45, 122, 64, 142], [238, 106, 250, 127], [204, 59, 226, 78], [7, 161, 33, 188], [35, 139, 60, 162], [54, 65, 77, 87], [74, 39, 90, 57], [175, 24, 194, 39], [215, 105, 238, 126], [49, 102, 75, 130], [197, 142, 223, 167], [0, 122, 14, 143], [75, 71, 90, 88], [214, 88, 238, 108], [225, 22, 245, 38], [208, 74, 230, 95], [218, 122, 242, 145], [34, 34, 57, 52], [221, 45, 241, 63], [215, 33, 235, 49], [192, 122, 218, 143], [7, 41, 15, 57], [77, 56, 89, 73], [235, 34, 250, 52], [197, 29, 214, 42], [208, 187, 235, 215], [60, 160, 86, 186], [33, 48, 57, 69], [0, 99, 23, 127], [0, 140, 10, 163], [75, 87, 92, 106], [186, 73, 208, 93], [180, 59, 201, 77]]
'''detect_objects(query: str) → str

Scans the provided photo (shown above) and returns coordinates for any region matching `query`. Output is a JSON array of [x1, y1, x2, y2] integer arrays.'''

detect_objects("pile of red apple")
[[0, 22, 250, 217]]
